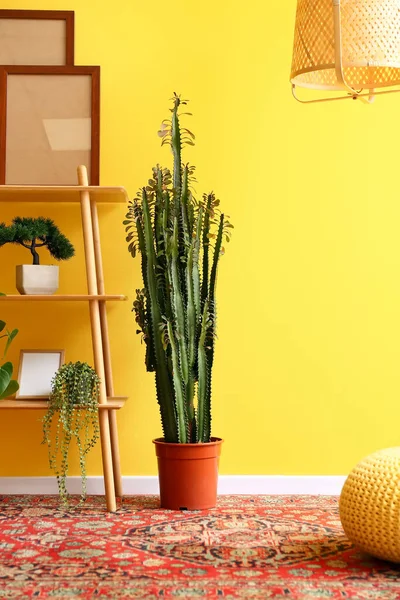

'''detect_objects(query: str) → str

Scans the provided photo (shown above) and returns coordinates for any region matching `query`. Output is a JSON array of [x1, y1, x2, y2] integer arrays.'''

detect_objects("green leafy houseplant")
[[0, 217, 75, 265], [0, 308, 18, 400], [42, 362, 100, 506], [124, 94, 232, 444]]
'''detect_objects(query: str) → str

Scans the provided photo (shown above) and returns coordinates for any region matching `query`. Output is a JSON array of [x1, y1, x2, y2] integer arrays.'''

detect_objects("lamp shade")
[[291, 0, 400, 92]]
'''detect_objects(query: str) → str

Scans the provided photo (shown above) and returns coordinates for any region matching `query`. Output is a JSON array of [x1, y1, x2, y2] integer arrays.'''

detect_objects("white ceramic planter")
[[16, 265, 59, 295]]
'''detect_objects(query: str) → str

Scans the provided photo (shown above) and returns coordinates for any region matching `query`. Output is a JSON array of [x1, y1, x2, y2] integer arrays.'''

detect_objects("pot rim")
[[153, 436, 223, 447], [16, 264, 59, 268]]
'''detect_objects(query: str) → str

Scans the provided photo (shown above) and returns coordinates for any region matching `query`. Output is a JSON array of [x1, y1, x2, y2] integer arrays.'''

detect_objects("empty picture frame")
[[16, 349, 65, 400], [0, 65, 100, 185], [0, 10, 74, 66]]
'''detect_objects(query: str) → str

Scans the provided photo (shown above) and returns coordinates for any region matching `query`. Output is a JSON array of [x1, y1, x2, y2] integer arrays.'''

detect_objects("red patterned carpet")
[[0, 495, 399, 599]]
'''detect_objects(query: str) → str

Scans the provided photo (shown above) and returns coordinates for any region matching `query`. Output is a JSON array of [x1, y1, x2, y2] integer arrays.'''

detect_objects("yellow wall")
[[1, 0, 399, 478]]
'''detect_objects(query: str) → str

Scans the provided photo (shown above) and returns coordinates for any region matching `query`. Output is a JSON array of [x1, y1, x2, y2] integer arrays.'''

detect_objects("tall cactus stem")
[[161, 192, 173, 321], [167, 320, 188, 443], [207, 213, 224, 368], [197, 300, 210, 442], [171, 96, 182, 201], [192, 208, 203, 321], [142, 191, 178, 442], [170, 217, 189, 383], [201, 194, 213, 311], [154, 168, 164, 255], [134, 213, 155, 371], [185, 242, 196, 428], [209, 214, 224, 303], [180, 164, 190, 243]]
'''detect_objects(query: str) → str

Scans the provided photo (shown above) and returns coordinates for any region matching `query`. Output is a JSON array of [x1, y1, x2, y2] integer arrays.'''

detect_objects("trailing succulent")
[[0, 217, 75, 265], [124, 93, 232, 444], [42, 362, 100, 506], [0, 308, 18, 400]]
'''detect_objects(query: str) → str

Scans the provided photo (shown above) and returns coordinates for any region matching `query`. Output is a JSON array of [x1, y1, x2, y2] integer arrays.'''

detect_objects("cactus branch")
[[207, 213, 225, 367], [167, 320, 189, 443], [142, 191, 178, 442], [192, 208, 203, 321], [197, 301, 211, 442], [171, 95, 182, 199], [180, 164, 191, 243], [185, 241, 196, 434], [170, 217, 189, 384], [201, 194, 213, 311]]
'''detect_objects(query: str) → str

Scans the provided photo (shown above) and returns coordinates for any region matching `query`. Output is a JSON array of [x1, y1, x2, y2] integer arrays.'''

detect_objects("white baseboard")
[[217, 475, 346, 495], [0, 475, 346, 496]]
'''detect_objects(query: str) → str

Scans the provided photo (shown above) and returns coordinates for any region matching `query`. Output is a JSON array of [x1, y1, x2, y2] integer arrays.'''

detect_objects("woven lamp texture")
[[340, 448, 400, 563], [291, 0, 400, 91]]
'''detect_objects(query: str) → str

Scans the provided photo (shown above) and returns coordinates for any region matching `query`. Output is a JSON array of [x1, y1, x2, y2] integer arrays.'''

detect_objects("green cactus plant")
[[125, 94, 232, 443]]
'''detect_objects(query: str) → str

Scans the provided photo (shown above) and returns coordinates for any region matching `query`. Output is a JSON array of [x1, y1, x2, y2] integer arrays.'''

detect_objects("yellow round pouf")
[[339, 447, 400, 563]]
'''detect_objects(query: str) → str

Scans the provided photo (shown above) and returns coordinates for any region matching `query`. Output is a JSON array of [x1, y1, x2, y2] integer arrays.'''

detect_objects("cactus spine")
[[125, 93, 232, 443]]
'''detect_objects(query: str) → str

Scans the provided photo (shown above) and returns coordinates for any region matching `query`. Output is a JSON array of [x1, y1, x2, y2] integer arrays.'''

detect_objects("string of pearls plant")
[[42, 362, 100, 507]]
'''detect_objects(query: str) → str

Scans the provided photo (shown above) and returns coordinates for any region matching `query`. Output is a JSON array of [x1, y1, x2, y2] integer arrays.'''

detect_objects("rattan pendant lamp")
[[291, 0, 400, 103]]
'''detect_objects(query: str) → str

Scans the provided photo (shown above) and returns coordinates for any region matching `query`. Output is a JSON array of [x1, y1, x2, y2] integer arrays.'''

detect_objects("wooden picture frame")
[[0, 10, 74, 66], [0, 65, 100, 185], [16, 349, 65, 400]]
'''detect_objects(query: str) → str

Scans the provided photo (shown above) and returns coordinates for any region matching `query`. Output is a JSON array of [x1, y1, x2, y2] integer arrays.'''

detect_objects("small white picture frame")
[[16, 350, 65, 400]]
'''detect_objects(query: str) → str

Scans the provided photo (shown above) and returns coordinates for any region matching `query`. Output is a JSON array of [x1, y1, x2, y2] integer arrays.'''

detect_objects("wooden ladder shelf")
[[0, 166, 129, 512]]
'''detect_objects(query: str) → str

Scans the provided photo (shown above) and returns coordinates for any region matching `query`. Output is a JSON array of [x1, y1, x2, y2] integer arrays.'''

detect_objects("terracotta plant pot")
[[153, 437, 223, 510]]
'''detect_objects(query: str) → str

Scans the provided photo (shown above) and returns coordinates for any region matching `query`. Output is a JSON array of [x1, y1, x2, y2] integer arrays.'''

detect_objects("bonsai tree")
[[0, 217, 75, 265], [0, 308, 18, 400], [124, 94, 232, 444]]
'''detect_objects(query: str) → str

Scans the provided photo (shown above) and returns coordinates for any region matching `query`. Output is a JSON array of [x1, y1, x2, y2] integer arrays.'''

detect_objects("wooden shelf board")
[[0, 294, 127, 302], [0, 186, 129, 204], [0, 397, 128, 410]]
